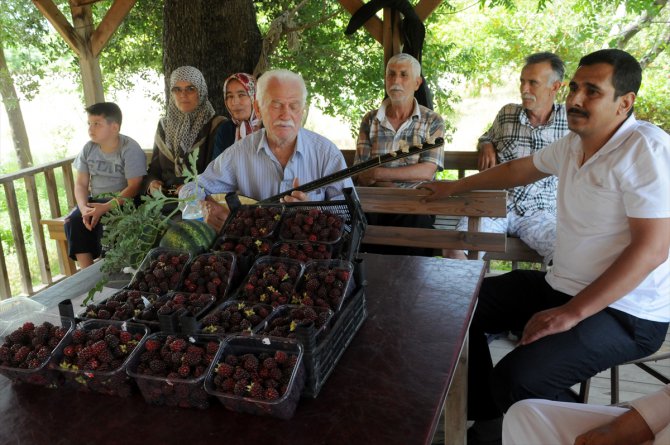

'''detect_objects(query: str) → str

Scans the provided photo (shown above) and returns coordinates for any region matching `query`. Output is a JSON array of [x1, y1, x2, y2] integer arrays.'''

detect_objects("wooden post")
[[444, 335, 468, 444], [71, 4, 104, 105], [32, 0, 137, 107], [3, 182, 33, 295]]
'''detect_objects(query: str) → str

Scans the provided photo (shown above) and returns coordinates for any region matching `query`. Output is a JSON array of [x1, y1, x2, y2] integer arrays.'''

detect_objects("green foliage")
[[636, 66, 670, 132]]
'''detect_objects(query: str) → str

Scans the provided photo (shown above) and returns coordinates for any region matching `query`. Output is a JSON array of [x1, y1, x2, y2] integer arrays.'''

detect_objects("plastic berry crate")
[[126, 332, 222, 409], [279, 189, 365, 263], [178, 251, 237, 301], [127, 247, 192, 295], [232, 256, 304, 307], [299, 282, 367, 398], [0, 297, 47, 338], [220, 204, 284, 239], [204, 336, 305, 419], [295, 259, 355, 313], [198, 300, 273, 336], [78, 289, 159, 322], [270, 240, 333, 262], [132, 291, 216, 333], [0, 313, 73, 388], [256, 304, 334, 343], [51, 319, 149, 397]]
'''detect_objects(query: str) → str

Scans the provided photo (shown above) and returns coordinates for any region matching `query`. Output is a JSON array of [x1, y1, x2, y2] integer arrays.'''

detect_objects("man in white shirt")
[[422, 49, 670, 445]]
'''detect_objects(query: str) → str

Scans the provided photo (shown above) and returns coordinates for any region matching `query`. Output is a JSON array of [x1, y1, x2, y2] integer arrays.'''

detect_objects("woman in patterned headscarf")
[[146, 66, 226, 195], [212, 72, 261, 159]]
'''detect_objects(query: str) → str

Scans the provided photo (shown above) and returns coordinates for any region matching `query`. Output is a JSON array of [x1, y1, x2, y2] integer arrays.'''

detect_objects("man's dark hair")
[[85, 102, 122, 126], [525, 52, 565, 82], [578, 49, 642, 97]]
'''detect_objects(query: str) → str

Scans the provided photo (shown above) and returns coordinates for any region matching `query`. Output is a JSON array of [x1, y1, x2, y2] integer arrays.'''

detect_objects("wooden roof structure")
[[30, 0, 443, 106], [32, 0, 136, 105]]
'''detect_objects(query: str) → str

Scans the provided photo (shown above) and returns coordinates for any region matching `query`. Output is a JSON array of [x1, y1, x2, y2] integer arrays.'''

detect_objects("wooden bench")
[[342, 148, 545, 267], [41, 216, 77, 276], [356, 186, 508, 259]]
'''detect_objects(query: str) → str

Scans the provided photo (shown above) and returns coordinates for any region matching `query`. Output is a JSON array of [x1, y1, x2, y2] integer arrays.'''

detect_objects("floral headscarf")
[[223, 73, 261, 140], [161, 66, 216, 175]]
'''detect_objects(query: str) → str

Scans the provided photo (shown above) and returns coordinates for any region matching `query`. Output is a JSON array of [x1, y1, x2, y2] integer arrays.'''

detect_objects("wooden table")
[[0, 254, 484, 445]]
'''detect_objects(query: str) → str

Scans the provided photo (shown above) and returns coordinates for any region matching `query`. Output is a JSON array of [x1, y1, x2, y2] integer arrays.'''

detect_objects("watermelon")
[[159, 220, 216, 253]]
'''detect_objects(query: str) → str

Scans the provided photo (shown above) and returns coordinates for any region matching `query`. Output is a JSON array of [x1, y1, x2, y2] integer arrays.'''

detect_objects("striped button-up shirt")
[[179, 128, 353, 202], [479, 103, 568, 215]]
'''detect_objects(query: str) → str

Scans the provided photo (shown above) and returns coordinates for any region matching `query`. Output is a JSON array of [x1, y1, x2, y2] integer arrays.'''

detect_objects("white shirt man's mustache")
[[522, 94, 536, 101]]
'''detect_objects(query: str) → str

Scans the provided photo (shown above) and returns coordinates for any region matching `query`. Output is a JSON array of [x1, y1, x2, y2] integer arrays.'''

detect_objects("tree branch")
[[613, 0, 667, 49], [640, 28, 670, 68]]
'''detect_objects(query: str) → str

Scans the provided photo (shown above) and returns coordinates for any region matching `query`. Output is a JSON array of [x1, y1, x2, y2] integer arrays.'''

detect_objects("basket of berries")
[[126, 333, 221, 409], [0, 314, 73, 388], [213, 236, 273, 278], [178, 251, 237, 301], [204, 335, 305, 419], [256, 305, 333, 343], [220, 204, 284, 239], [233, 256, 304, 308], [199, 300, 272, 336], [270, 241, 333, 262], [51, 319, 148, 397], [295, 259, 355, 313], [78, 289, 159, 321], [127, 248, 191, 295], [278, 191, 366, 263]]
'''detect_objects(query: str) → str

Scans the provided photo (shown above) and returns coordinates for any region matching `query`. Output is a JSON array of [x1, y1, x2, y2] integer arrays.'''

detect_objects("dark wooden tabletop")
[[0, 254, 483, 445]]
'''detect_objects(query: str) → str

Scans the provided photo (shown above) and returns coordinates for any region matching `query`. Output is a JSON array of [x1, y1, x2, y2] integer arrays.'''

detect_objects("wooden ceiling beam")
[[31, 0, 82, 56], [337, 0, 383, 44], [414, 0, 443, 22], [91, 0, 137, 57]]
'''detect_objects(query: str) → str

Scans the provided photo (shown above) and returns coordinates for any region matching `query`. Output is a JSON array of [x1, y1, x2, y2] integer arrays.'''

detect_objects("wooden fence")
[[0, 155, 77, 299]]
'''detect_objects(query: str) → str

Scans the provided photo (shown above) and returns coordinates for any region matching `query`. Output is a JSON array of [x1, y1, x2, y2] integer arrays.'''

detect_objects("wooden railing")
[[0, 156, 77, 299]]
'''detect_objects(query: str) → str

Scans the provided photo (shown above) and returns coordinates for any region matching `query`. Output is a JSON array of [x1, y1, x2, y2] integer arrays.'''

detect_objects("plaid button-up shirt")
[[355, 99, 444, 187], [479, 103, 568, 215]]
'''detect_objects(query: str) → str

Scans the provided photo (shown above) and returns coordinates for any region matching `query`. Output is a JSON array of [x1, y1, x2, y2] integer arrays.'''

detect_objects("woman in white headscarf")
[[212, 72, 261, 159], [146, 66, 226, 195]]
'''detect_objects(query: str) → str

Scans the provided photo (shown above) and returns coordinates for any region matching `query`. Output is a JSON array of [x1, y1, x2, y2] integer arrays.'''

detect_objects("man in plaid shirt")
[[354, 53, 445, 255], [447, 52, 568, 264]]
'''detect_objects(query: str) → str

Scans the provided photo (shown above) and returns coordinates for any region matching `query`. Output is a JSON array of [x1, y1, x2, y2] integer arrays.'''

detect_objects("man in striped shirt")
[[447, 52, 569, 264], [354, 53, 445, 256]]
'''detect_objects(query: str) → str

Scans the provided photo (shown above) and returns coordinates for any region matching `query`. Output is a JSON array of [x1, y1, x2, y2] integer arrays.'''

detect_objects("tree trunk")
[[163, 0, 262, 115], [0, 42, 33, 168]]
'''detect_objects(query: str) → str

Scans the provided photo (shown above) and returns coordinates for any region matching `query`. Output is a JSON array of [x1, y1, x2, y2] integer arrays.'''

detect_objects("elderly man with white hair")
[[354, 52, 445, 256], [180, 69, 353, 229]]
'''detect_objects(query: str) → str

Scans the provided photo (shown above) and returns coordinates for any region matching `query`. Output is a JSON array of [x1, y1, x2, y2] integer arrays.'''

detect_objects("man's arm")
[[359, 161, 438, 185], [574, 407, 655, 445], [478, 141, 498, 171], [520, 216, 670, 345], [420, 155, 549, 200]]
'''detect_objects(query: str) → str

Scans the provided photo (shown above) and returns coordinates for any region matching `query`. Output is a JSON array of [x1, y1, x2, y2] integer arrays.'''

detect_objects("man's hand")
[[478, 142, 497, 171], [355, 168, 377, 186], [148, 180, 164, 195], [417, 181, 458, 203], [519, 305, 582, 346], [82, 202, 111, 230], [282, 178, 309, 203], [203, 200, 229, 233], [574, 408, 654, 445]]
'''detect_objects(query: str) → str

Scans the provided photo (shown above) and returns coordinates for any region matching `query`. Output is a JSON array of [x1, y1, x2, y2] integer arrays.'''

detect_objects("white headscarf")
[[161, 66, 215, 175]]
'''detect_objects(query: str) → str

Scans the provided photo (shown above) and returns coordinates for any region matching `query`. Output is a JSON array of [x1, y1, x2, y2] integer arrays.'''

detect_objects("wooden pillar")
[[71, 4, 104, 105], [382, 8, 402, 66]]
